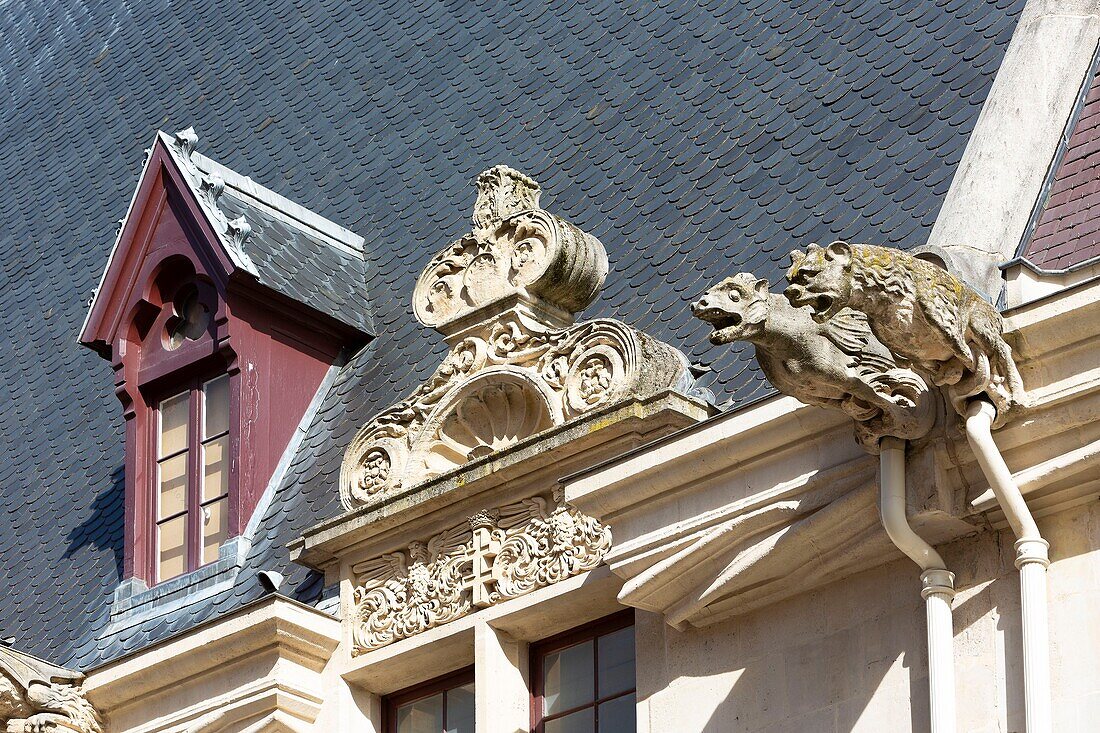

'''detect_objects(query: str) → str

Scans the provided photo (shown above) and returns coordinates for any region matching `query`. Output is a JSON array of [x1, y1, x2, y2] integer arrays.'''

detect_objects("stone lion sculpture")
[[784, 241, 1025, 425], [692, 273, 934, 450], [0, 647, 102, 733]]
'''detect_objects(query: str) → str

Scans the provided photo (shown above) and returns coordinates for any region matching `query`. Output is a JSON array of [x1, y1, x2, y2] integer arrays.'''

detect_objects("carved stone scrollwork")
[[784, 241, 1026, 427], [349, 493, 611, 654], [414, 165, 607, 332], [340, 166, 697, 509], [0, 646, 103, 733], [693, 272, 934, 452]]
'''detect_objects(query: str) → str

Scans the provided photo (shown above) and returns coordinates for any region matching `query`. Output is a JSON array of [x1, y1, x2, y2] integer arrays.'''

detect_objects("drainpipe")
[[880, 436, 956, 733], [965, 400, 1051, 733]]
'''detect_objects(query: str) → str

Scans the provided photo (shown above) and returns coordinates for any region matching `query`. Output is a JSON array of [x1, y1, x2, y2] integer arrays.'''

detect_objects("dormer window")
[[80, 128, 372, 596], [155, 374, 230, 581]]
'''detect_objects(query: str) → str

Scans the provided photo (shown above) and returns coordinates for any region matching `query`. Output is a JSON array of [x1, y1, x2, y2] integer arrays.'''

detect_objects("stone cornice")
[[84, 597, 340, 716], [292, 390, 712, 570]]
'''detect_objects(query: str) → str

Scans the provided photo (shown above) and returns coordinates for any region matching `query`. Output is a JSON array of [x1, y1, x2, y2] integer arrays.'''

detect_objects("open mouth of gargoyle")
[[785, 285, 838, 322], [698, 310, 744, 344]]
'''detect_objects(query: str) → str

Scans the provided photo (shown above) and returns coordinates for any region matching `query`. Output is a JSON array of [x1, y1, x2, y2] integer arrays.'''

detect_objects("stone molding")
[[0, 646, 102, 733], [349, 489, 611, 655], [340, 166, 695, 510], [84, 598, 339, 733]]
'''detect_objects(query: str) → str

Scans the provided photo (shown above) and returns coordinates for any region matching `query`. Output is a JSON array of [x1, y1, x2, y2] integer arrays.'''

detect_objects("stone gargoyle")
[[784, 241, 1026, 426], [692, 273, 934, 450], [0, 646, 102, 733]]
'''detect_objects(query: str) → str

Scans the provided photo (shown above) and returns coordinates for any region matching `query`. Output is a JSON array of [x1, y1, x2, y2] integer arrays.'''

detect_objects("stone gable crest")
[[340, 166, 696, 509]]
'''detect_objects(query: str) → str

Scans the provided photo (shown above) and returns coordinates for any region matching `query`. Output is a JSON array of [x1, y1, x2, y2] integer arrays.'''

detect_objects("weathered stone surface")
[[784, 241, 1026, 426], [349, 488, 610, 655], [340, 167, 697, 509], [0, 646, 102, 733], [692, 272, 934, 451]]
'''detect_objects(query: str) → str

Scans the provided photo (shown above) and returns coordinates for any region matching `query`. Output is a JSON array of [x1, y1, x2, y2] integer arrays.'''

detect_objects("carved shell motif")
[[421, 379, 555, 476]]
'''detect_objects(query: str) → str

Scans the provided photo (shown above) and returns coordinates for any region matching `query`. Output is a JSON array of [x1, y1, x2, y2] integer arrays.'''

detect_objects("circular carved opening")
[[164, 285, 210, 350]]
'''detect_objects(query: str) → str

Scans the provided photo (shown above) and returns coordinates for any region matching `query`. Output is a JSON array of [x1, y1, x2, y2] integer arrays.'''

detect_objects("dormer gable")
[[80, 127, 372, 360], [79, 128, 372, 588]]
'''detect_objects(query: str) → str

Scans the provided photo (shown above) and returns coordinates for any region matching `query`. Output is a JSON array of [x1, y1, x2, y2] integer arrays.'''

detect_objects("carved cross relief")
[[349, 490, 611, 655], [468, 510, 500, 608], [339, 166, 697, 509]]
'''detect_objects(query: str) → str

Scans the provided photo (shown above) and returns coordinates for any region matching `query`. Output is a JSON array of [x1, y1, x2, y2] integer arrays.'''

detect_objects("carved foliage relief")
[[340, 167, 694, 509], [349, 491, 611, 655]]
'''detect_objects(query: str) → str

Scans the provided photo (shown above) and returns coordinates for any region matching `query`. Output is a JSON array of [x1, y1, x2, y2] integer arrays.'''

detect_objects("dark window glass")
[[531, 613, 636, 733], [385, 669, 474, 733]]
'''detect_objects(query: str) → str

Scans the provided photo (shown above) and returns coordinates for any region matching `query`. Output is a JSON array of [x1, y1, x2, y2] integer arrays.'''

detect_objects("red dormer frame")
[[81, 135, 363, 586]]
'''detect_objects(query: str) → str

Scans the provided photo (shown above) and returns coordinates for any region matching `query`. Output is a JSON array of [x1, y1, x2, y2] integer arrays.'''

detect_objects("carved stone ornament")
[[349, 490, 611, 654], [169, 128, 253, 259], [693, 273, 934, 452], [784, 241, 1026, 427], [340, 166, 696, 509], [0, 646, 103, 733]]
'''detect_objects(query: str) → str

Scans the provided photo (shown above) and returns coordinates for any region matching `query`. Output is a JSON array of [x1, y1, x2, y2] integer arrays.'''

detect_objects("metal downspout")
[[879, 436, 957, 733], [965, 400, 1052, 733]]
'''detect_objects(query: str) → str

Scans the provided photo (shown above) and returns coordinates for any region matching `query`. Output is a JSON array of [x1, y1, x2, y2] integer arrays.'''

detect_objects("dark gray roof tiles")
[[216, 191, 373, 334], [0, 0, 1025, 670]]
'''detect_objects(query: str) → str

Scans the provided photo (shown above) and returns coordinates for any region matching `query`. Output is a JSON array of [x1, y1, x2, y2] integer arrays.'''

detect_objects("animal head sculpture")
[[691, 273, 770, 344], [0, 646, 102, 733], [692, 270, 935, 452], [783, 241, 855, 322]]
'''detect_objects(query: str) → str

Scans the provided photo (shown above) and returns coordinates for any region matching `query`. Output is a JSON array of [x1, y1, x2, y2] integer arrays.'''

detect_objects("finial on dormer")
[[226, 216, 251, 249], [413, 166, 607, 335], [199, 173, 225, 208], [472, 165, 541, 236], [174, 126, 198, 158]]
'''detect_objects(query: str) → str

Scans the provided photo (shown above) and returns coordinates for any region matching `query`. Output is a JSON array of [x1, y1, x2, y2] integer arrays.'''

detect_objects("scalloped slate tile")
[[0, 0, 1025, 670]]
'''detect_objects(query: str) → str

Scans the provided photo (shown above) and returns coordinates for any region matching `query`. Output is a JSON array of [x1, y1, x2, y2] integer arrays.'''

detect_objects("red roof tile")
[[1023, 67, 1100, 269]]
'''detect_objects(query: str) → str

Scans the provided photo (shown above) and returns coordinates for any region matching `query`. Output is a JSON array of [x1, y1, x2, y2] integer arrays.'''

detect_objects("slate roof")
[[0, 0, 1026, 670], [1020, 48, 1100, 270]]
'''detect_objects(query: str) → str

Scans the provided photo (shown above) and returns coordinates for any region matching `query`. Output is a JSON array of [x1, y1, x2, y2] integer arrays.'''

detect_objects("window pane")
[[158, 514, 187, 581], [598, 694, 636, 733], [158, 453, 188, 519], [203, 375, 230, 438], [545, 708, 594, 733], [446, 683, 475, 733], [395, 692, 443, 733], [159, 392, 189, 457], [598, 627, 635, 698], [544, 640, 594, 716], [202, 497, 228, 564], [202, 434, 229, 501]]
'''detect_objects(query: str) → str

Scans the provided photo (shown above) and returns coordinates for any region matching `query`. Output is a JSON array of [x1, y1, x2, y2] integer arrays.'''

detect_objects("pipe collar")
[[920, 568, 957, 599], [1015, 537, 1051, 570]]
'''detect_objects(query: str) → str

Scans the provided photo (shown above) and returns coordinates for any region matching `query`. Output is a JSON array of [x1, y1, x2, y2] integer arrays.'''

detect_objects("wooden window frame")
[[151, 371, 234, 582], [383, 666, 475, 733], [529, 610, 636, 733]]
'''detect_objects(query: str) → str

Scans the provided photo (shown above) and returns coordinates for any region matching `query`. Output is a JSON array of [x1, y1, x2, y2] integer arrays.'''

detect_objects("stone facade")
[[8, 2, 1100, 731]]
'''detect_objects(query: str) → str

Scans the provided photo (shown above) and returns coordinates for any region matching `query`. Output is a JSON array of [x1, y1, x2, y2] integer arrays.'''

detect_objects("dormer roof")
[[79, 128, 372, 354]]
